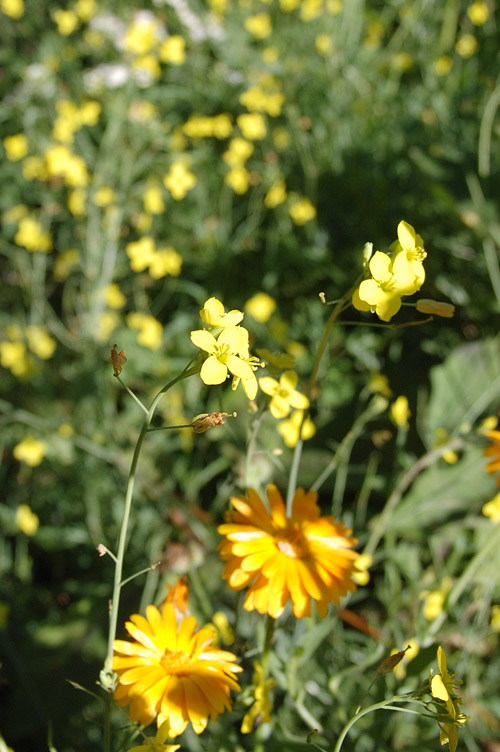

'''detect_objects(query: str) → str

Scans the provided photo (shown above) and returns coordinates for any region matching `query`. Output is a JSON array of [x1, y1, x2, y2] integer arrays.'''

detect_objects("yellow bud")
[[416, 299, 455, 318]]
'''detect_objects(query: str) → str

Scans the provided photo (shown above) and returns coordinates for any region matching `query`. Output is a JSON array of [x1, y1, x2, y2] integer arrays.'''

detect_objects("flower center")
[[214, 343, 232, 363], [276, 522, 306, 558], [160, 649, 191, 675]]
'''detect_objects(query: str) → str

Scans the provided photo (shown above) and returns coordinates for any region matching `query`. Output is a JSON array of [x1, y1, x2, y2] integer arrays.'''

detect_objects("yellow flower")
[[352, 553, 373, 586], [16, 504, 39, 536], [245, 292, 276, 323], [224, 167, 249, 194], [244, 12, 272, 39], [434, 56, 453, 76], [0, 340, 30, 377], [15, 217, 52, 253], [456, 34, 478, 58], [237, 113, 267, 141], [23, 156, 48, 181], [421, 577, 452, 621], [113, 604, 241, 735], [483, 429, 500, 486], [13, 437, 47, 467], [68, 188, 87, 216], [222, 138, 254, 167], [301, 0, 323, 21], [315, 34, 333, 56], [390, 395, 410, 429], [53, 8, 79, 35], [127, 313, 163, 350], [58, 424, 74, 438], [163, 162, 196, 200], [103, 283, 126, 310], [467, 1, 489, 25], [199, 298, 243, 330], [289, 198, 316, 225], [54, 249, 80, 281], [1, 0, 24, 18], [3, 134, 28, 161], [149, 248, 183, 279], [2, 204, 28, 224], [26, 326, 56, 359], [482, 492, 500, 524], [159, 36, 186, 65], [126, 237, 156, 272], [218, 485, 359, 619], [190, 327, 258, 398], [392, 220, 426, 287], [75, 0, 96, 22], [368, 372, 393, 398], [280, 0, 300, 10], [259, 371, 309, 419], [93, 186, 116, 207], [431, 647, 468, 752], [392, 637, 419, 680], [241, 661, 275, 734], [278, 409, 315, 448], [264, 179, 287, 209], [97, 312, 119, 343], [490, 604, 500, 632], [124, 16, 160, 55], [144, 182, 165, 214], [128, 720, 180, 752]]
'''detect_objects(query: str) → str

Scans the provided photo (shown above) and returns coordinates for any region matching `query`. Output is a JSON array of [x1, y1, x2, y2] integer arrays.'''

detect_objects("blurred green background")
[[2, 0, 500, 750]]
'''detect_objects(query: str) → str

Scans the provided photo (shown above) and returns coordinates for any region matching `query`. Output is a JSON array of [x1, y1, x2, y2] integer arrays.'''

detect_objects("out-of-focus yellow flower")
[[75, 0, 96, 22], [390, 395, 410, 429], [352, 553, 373, 586], [3, 134, 28, 161], [289, 197, 316, 225], [53, 8, 79, 35], [301, 0, 323, 21], [456, 34, 478, 58], [93, 186, 116, 207], [223, 138, 254, 167], [16, 504, 39, 536], [237, 113, 267, 140], [211, 611, 235, 645], [23, 156, 48, 181], [327, 0, 342, 13], [0, 340, 30, 377], [434, 56, 453, 76], [79, 100, 101, 126], [480, 415, 498, 431], [434, 428, 459, 464], [128, 101, 157, 122], [1, 0, 25, 19], [218, 485, 358, 618], [245, 292, 276, 323], [124, 15, 160, 55], [368, 372, 393, 398], [26, 326, 56, 360], [54, 249, 80, 281], [467, 1, 489, 25], [490, 604, 500, 631], [15, 217, 52, 253], [13, 437, 47, 467], [132, 55, 161, 81], [126, 236, 156, 272], [97, 312, 119, 343], [149, 248, 183, 279], [127, 720, 180, 752], [143, 181, 165, 214], [163, 162, 196, 200], [45, 145, 89, 187], [260, 371, 309, 418], [127, 312, 163, 350], [133, 212, 153, 233], [68, 188, 87, 216], [277, 409, 315, 448], [240, 82, 285, 117], [225, 167, 250, 194], [482, 492, 500, 524], [421, 577, 452, 620], [280, 0, 300, 11], [264, 178, 287, 209], [364, 21, 384, 50], [241, 661, 275, 733], [200, 298, 244, 330], [316, 34, 333, 56], [103, 284, 126, 310], [392, 637, 419, 680], [261, 46, 279, 63], [244, 12, 272, 39], [58, 423, 74, 438], [208, 0, 228, 16], [2, 204, 28, 224], [159, 35, 186, 64]]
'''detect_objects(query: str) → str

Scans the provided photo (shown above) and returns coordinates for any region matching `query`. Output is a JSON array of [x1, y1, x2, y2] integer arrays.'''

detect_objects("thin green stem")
[[254, 615, 276, 752], [245, 406, 267, 490], [332, 696, 417, 752], [120, 562, 160, 588], [116, 376, 148, 414]]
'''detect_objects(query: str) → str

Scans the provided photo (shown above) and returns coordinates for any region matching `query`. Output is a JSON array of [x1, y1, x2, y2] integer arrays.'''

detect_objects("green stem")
[[116, 376, 148, 414], [332, 696, 417, 752], [254, 615, 276, 752]]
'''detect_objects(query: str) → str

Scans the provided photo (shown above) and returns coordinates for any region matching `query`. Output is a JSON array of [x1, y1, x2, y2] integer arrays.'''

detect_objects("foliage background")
[[1, 0, 500, 750]]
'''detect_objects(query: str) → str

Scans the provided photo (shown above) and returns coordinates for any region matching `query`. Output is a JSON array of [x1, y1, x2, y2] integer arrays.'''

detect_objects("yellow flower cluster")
[[13, 437, 47, 467], [431, 647, 468, 752], [14, 216, 52, 253], [1, 0, 24, 19], [240, 75, 286, 117], [52, 99, 101, 144], [183, 114, 233, 140], [241, 661, 275, 734], [127, 312, 163, 350], [163, 161, 196, 200], [122, 12, 186, 81], [126, 237, 182, 279], [352, 220, 427, 322], [190, 297, 264, 400], [1, 324, 57, 377]]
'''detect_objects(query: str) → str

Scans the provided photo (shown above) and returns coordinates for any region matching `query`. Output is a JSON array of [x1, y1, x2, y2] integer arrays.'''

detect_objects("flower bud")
[[416, 299, 455, 318], [191, 412, 236, 433], [109, 344, 127, 376]]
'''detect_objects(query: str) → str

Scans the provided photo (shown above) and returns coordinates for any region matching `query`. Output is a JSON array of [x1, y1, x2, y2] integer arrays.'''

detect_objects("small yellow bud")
[[191, 412, 237, 433], [416, 299, 455, 318]]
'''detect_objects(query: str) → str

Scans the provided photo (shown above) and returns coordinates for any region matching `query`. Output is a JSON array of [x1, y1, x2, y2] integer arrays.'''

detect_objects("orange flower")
[[113, 604, 242, 736], [483, 429, 500, 486], [218, 485, 359, 619]]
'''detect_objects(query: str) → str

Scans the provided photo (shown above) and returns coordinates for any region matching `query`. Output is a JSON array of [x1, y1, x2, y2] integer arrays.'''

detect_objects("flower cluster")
[[430, 647, 468, 752], [218, 485, 359, 619], [190, 298, 264, 399], [352, 221, 426, 322]]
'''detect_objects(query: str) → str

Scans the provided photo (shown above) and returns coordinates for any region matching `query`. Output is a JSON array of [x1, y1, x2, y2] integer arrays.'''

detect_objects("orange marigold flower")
[[113, 604, 242, 736], [218, 485, 359, 619], [483, 429, 500, 486]]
